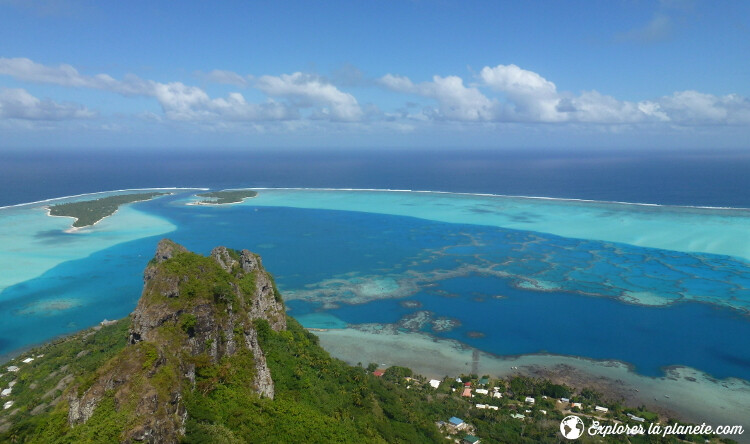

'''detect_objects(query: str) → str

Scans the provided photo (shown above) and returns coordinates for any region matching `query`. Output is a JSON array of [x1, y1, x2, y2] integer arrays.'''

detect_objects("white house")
[[487, 405, 499, 411], [429, 379, 441, 389], [525, 397, 535, 404], [476, 404, 487, 409], [21, 357, 34, 364], [510, 413, 525, 419], [559, 397, 570, 403], [492, 392, 502, 398], [7, 366, 19, 372], [3, 401, 13, 410], [595, 406, 609, 413], [571, 402, 583, 409], [1, 388, 11, 397], [475, 389, 489, 395]]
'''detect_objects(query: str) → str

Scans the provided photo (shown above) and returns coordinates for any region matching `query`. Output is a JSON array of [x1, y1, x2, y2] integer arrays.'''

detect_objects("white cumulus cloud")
[[256, 73, 362, 121], [152, 82, 292, 121], [656, 91, 750, 125], [0, 57, 152, 95], [480, 64, 563, 122], [379, 73, 496, 121], [0, 88, 94, 120]]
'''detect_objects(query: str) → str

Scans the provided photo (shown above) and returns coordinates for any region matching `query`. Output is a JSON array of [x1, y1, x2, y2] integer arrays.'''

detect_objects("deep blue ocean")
[[1, 148, 749, 381], [2, 148, 750, 207]]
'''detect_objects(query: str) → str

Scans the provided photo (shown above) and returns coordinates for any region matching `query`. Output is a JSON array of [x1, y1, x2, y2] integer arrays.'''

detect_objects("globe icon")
[[560, 415, 584, 439]]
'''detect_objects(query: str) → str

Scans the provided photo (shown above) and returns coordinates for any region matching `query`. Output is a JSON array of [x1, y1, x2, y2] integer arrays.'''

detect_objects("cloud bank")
[[380, 64, 749, 126], [1, 57, 748, 132]]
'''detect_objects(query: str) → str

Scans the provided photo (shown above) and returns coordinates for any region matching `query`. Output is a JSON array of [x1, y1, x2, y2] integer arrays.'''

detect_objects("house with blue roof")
[[448, 416, 466, 431]]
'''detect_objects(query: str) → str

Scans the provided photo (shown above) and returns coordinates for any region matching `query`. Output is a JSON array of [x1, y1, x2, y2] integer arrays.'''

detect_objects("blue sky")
[[0, 0, 749, 149]]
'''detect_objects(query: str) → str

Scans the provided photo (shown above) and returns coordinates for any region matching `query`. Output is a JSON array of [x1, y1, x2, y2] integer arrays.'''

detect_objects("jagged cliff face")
[[67, 239, 286, 443]]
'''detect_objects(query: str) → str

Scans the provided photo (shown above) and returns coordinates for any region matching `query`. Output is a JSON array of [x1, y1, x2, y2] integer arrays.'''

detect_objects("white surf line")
[[0, 187, 209, 210], [4, 186, 749, 212], [248, 187, 750, 211]]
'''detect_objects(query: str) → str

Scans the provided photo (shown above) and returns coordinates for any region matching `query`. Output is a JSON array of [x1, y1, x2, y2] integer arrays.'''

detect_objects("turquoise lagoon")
[[1, 188, 750, 425]]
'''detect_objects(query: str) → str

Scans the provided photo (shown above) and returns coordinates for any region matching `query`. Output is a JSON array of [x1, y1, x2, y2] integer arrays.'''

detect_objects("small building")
[[571, 402, 582, 409], [461, 388, 472, 397], [475, 404, 487, 409], [478, 377, 489, 386], [595, 406, 609, 413], [21, 357, 34, 364], [492, 392, 502, 398], [524, 396, 535, 404], [631, 416, 645, 422], [510, 413, 525, 419], [463, 435, 481, 444], [487, 405, 499, 411], [372, 369, 385, 377], [7, 366, 19, 372], [448, 417, 466, 431], [429, 379, 441, 389], [475, 388, 489, 395], [464, 382, 472, 387], [560, 397, 570, 403], [100, 319, 117, 326], [1, 388, 11, 397], [3, 401, 13, 410], [540, 409, 547, 415], [456, 377, 462, 383]]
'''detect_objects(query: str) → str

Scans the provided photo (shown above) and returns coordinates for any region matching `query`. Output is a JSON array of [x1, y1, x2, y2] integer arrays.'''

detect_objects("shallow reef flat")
[[0, 191, 177, 292], [282, 228, 750, 315], [245, 189, 750, 261]]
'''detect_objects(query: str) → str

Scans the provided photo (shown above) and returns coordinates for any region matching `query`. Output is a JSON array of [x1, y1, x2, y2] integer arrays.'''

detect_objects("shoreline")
[[3, 186, 749, 212], [43, 206, 112, 233], [312, 327, 750, 434]]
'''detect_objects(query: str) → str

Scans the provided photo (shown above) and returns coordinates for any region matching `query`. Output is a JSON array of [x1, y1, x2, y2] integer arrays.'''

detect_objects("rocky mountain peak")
[[66, 240, 287, 442]]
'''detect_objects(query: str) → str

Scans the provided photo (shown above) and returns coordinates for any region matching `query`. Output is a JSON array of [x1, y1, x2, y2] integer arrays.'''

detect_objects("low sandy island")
[[187, 189, 258, 206], [185, 197, 256, 207], [313, 326, 750, 440], [44, 191, 171, 231]]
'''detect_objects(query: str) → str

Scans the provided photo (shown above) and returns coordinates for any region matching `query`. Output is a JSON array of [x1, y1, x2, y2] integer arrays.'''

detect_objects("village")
[[370, 366, 726, 444]]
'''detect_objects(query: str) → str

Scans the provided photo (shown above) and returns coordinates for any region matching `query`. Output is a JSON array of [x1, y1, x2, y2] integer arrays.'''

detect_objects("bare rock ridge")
[[67, 239, 287, 443]]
